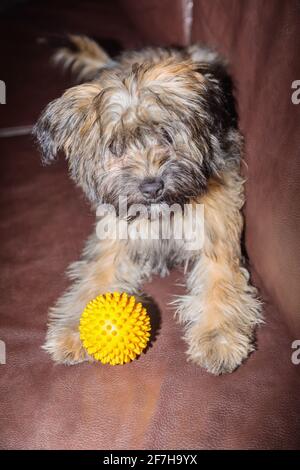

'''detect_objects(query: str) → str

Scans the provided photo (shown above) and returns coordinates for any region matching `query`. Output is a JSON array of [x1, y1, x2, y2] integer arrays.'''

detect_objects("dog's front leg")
[[177, 172, 262, 375], [43, 234, 144, 365]]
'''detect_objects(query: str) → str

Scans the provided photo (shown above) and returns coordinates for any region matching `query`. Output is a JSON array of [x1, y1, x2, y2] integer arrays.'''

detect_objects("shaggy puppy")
[[34, 35, 262, 374]]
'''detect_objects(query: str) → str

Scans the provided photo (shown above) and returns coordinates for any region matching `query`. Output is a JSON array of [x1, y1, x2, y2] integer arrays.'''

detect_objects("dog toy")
[[79, 292, 151, 365]]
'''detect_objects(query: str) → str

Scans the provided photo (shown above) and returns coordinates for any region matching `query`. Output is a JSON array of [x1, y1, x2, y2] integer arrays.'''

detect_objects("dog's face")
[[35, 57, 238, 209]]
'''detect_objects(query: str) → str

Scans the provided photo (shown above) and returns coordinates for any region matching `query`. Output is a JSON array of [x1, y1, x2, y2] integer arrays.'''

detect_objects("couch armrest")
[[192, 0, 300, 335]]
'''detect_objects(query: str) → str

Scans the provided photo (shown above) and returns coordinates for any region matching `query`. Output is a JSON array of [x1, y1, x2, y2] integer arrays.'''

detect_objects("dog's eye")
[[109, 139, 123, 157], [108, 140, 117, 155], [162, 129, 173, 144]]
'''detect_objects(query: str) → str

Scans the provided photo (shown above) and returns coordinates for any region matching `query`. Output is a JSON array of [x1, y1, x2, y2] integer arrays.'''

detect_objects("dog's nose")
[[139, 178, 164, 199]]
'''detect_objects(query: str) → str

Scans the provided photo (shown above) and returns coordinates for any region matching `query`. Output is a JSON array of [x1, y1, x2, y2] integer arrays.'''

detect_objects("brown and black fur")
[[34, 36, 262, 374]]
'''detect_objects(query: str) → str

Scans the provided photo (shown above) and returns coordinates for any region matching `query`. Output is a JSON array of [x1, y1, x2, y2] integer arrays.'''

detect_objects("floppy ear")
[[33, 82, 102, 164], [195, 59, 238, 132], [187, 46, 242, 173]]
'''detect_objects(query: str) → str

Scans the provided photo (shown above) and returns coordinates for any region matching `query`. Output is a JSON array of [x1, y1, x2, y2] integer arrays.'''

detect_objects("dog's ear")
[[33, 82, 102, 164], [187, 47, 241, 170], [195, 59, 238, 131]]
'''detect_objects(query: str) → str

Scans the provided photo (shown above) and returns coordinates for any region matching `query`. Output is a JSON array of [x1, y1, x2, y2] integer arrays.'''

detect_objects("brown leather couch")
[[0, 0, 299, 450]]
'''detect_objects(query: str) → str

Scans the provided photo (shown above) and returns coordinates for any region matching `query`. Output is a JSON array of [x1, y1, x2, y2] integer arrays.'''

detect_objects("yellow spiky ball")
[[79, 292, 151, 365]]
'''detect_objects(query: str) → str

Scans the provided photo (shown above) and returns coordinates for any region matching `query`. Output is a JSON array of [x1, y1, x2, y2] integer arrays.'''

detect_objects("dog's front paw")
[[43, 327, 92, 365], [185, 324, 254, 375]]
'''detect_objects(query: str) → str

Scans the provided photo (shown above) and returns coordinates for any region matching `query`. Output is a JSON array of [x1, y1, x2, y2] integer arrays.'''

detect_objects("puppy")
[[34, 35, 262, 374]]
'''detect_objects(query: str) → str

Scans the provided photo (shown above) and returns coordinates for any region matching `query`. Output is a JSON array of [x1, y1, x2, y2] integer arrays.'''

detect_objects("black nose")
[[139, 177, 164, 199]]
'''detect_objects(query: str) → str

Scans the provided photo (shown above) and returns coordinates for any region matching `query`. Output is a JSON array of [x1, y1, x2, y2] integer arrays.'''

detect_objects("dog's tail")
[[39, 34, 115, 82]]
